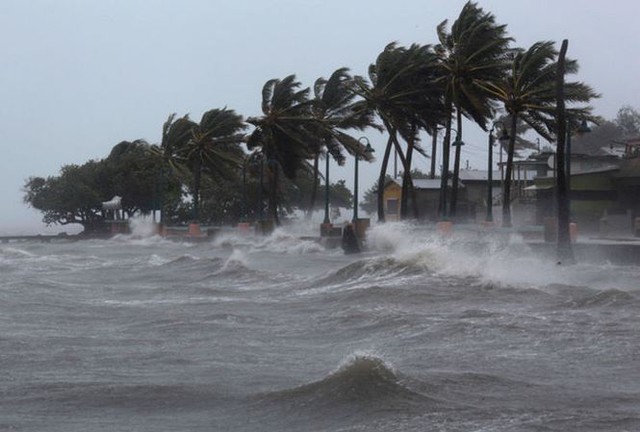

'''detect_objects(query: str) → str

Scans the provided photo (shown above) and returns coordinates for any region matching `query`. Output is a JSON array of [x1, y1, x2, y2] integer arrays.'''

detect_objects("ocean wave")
[[567, 288, 638, 308], [258, 354, 435, 409], [309, 256, 427, 289], [0, 246, 37, 260], [253, 230, 325, 254], [6, 381, 229, 410], [151, 255, 226, 273]]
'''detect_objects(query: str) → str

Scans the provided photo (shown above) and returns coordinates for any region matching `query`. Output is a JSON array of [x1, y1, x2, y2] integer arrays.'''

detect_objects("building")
[[530, 138, 640, 234], [382, 172, 502, 222]]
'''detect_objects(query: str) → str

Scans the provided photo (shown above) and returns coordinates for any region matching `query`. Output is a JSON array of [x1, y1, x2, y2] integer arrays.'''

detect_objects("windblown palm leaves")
[[313, 68, 378, 164], [479, 41, 599, 227], [436, 1, 512, 217], [353, 42, 444, 221], [246, 75, 325, 225], [307, 68, 378, 215], [161, 109, 246, 222]]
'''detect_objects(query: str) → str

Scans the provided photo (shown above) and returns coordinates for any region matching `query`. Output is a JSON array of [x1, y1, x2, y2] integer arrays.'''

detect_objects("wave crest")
[[570, 288, 637, 308], [262, 354, 428, 407]]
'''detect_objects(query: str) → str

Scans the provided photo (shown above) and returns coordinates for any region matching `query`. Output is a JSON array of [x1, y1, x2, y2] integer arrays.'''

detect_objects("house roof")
[[414, 179, 454, 189], [458, 170, 502, 182], [386, 177, 462, 190]]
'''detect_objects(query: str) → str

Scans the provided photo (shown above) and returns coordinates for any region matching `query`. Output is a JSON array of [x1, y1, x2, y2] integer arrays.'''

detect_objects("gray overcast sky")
[[1, 0, 638, 234]]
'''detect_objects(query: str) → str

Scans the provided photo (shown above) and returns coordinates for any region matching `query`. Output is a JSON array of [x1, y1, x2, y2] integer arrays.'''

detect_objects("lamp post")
[[449, 132, 465, 217], [487, 122, 509, 222], [323, 152, 331, 225], [258, 154, 264, 221], [241, 157, 248, 222], [354, 137, 375, 222]]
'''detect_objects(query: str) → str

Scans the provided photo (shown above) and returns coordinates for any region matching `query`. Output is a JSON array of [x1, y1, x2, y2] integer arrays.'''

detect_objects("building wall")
[[416, 190, 441, 221], [383, 182, 402, 221], [535, 171, 619, 232]]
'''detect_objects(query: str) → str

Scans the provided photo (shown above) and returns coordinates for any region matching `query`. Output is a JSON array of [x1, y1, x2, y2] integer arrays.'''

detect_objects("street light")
[[354, 137, 375, 222], [257, 153, 264, 221], [241, 157, 249, 222], [450, 131, 465, 217], [323, 151, 331, 225], [487, 122, 510, 222]]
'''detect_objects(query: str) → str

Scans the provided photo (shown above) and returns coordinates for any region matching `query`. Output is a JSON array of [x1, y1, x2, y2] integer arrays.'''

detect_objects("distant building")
[[381, 137, 640, 233], [383, 178, 450, 222], [382, 172, 502, 222], [530, 137, 640, 233]]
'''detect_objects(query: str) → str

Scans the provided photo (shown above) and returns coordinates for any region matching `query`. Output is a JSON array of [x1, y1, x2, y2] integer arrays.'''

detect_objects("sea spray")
[[128, 215, 160, 238], [366, 222, 640, 292]]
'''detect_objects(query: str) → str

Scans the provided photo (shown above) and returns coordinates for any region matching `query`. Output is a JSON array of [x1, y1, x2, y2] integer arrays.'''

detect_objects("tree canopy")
[[24, 1, 607, 231]]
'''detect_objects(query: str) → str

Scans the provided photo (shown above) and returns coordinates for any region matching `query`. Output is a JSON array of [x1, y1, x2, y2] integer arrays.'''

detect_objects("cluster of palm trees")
[[157, 1, 598, 228]]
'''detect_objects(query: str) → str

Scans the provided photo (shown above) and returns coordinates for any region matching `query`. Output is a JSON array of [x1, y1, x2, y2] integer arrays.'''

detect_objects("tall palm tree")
[[161, 109, 246, 222], [479, 41, 598, 227], [436, 1, 512, 217], [246, 75, 325, 226], [352, 42, 443, 222], [307, 68, 378, 218]]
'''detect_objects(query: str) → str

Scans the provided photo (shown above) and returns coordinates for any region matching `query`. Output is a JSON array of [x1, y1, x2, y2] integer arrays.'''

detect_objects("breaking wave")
[[260, 354, 433, 409]]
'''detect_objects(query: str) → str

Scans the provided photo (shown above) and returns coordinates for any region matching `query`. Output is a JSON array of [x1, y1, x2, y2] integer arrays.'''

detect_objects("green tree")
[[24, 162, 110, 233], [308, 68, 378, 218], [24, 140, 184, 232], [480, 41, 598, 227], [436, 1, 512, 217], [572, 119, 622, 155], [105, 139, 178, 217], [353, 43, 443, 222], [615, 105, 640, 138], [246, 75, 325, 226], [160, 109, 246, 222]]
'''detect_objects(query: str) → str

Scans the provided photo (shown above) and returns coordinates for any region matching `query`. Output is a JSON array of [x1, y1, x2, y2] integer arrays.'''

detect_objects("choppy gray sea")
[[1, 222, 639, 431]]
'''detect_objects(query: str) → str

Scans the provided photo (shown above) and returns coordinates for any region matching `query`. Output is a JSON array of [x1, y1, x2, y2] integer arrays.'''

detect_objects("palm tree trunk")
[[306, 154, 320, 220], [192, 157, 202, 222], [450, 109, 463, 217], [502, 113, 519, 228], [439, 95, 453, 219], [430, 126, 438, 179], [377, 134, 394, 222], [556, 39, 573, 264], [270, 162, 280, 226], [389, 133, 414, 220], [401, 124, 419, 219]]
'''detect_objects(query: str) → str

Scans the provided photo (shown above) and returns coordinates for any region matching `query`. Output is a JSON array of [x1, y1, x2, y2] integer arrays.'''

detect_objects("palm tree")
[[436, 1, 512, 218], [307, 68, 378, 218], [160, 109, 246, 222], [246, 75, 325, 226], [479, 41, 598, 227], [352, 42, 443, 222]]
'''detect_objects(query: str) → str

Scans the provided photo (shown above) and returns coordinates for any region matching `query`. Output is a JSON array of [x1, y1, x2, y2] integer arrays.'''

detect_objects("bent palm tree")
[[479, 41, 598, 227], [246, 75, 325, 226], [161, 109, 246, 222], [308, 67, 378, 218], [352, 42, 443, 221], [436, 1, 512, 217]]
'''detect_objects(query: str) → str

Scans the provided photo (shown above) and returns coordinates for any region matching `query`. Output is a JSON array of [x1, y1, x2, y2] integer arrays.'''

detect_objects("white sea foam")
[[129, 216, 159, 238], [366, 221, 640, 292]]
